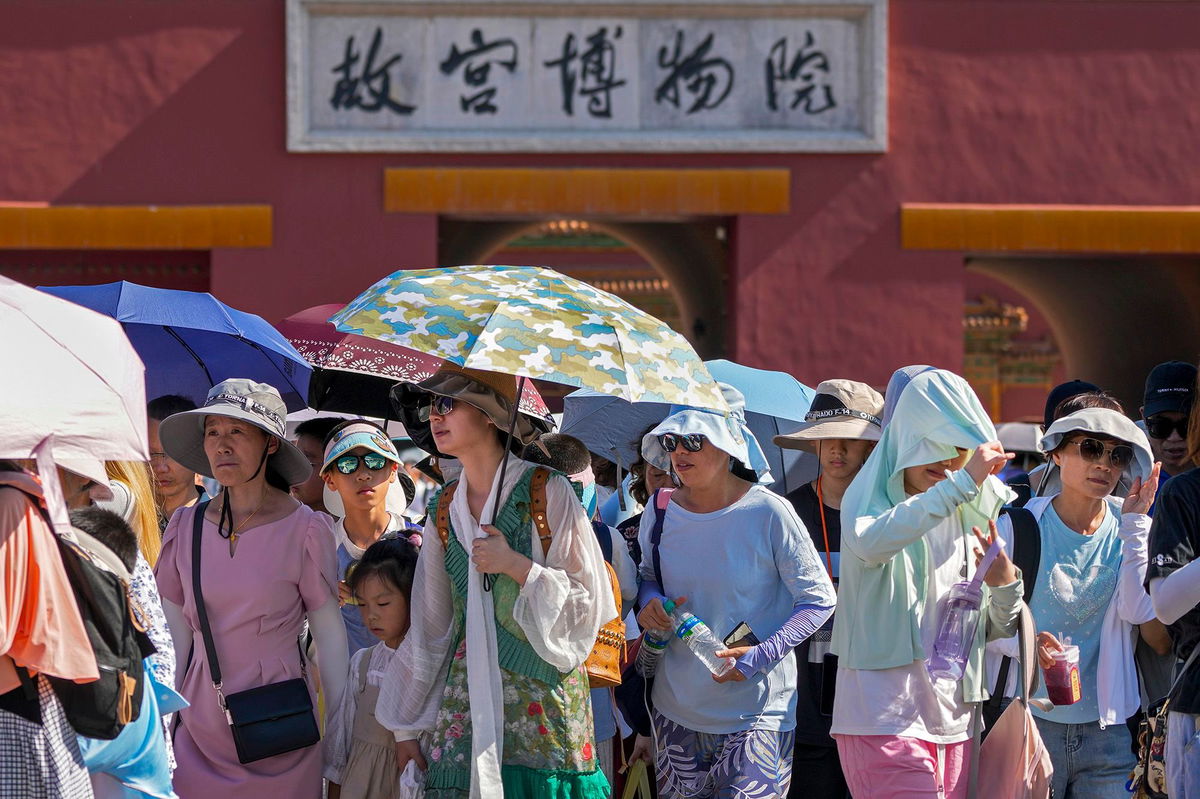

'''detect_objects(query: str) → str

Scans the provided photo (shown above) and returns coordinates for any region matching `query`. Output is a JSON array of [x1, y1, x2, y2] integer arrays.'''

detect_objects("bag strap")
[[592, 520, 613, 564], [436, 482, 458, 550], [650, 488, 675, 594], [987, 506, 1042, 710], [190, 501, 226, 704], [528, 467, 553, 557], [1166, 639, 1200, 706]]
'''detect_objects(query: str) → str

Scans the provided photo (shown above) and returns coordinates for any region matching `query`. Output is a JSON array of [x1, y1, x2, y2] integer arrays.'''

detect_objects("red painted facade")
[[3, 1, 1198, 415]]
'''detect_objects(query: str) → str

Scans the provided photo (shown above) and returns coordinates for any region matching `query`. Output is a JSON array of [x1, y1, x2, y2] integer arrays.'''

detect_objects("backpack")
[[14, 485, 155, 739], [434, 466, 625, 688]]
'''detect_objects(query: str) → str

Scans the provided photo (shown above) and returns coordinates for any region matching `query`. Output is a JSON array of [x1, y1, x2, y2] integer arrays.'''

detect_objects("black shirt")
[[786, 481, 840, 746], [1146, 468, 1200, 713]]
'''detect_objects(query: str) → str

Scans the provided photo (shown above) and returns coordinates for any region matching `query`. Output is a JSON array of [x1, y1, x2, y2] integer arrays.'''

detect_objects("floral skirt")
[[425, 640, 608, 799]]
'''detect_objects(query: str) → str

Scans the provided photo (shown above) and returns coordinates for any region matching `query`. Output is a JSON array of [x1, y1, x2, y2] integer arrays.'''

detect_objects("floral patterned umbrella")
[[278, 303, 552, 422], [331, 265, 726, 411]]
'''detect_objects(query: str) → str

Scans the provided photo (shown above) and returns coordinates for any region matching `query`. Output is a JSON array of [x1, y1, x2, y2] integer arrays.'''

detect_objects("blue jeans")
[[1168, 711, 1200, 798], [1033, 717, 1134, 799]]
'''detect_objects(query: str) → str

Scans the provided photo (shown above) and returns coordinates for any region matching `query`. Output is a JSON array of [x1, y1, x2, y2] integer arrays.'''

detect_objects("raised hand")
[[971, 520, 1018, 587], [965, 441, 1015, 486], [1122, 461, 1162, 516]]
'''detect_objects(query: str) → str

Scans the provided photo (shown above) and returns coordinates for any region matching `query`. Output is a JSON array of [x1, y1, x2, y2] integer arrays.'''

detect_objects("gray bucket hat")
[[158, 379, 312, 486]]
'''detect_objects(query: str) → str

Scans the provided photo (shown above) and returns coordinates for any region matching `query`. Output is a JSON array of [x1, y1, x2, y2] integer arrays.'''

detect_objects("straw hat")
[[773, 379, 884, 453]]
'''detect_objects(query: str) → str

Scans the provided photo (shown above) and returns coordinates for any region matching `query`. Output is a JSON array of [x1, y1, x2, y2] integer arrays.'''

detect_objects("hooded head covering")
[[845, 368, 1015, 533], [881, 365, 937, 430], [1040, 408, 1153, 483], [641, 382, 772, 484]]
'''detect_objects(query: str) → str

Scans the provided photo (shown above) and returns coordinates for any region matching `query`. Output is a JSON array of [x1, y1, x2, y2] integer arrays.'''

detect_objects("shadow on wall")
[[968, 255, 1200, 411], [439, 218, 727, 359]]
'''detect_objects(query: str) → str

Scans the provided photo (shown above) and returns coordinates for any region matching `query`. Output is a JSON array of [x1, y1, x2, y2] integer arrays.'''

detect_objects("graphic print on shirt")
[[1047, 562, 1117, 622]]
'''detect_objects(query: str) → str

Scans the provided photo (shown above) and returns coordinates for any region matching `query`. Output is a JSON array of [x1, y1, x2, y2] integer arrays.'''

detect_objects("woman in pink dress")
[[154, 380, 348, 798]]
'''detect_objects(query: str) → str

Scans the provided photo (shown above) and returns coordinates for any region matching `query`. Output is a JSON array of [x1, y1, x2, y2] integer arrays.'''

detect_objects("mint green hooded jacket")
[[831, 369, 1023, 703]]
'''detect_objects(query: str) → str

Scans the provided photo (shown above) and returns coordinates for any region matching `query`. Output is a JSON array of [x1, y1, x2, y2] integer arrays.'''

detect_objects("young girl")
[[831, 367, 1023, 799], [325, 537, 420, 799]]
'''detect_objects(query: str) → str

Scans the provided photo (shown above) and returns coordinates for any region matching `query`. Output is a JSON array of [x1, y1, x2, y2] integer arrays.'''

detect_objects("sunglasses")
[[1066, 437, 1134, 470], [1146, 416, 1189, 440], [333, 452, 391, 475], [417, 395, 456, 423], [659, 433, 705, 453]]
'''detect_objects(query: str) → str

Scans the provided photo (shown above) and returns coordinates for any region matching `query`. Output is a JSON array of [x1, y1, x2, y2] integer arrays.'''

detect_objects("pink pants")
[[835, 734, 971, 799]]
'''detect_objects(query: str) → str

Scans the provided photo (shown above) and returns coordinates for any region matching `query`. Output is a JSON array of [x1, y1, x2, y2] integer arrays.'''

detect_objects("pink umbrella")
[[278, 304, 553, 423]]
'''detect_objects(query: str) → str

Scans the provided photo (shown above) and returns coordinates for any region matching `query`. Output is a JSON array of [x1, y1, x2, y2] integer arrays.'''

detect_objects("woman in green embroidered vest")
[[378, 363, 616, 799]]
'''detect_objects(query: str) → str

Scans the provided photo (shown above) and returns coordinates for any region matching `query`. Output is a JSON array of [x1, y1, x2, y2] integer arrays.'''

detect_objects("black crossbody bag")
[[190, 500, 320, 764]]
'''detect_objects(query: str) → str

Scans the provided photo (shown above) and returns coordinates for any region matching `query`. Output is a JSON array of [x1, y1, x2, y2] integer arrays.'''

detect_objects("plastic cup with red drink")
[[1042, 636, 1081, 706]]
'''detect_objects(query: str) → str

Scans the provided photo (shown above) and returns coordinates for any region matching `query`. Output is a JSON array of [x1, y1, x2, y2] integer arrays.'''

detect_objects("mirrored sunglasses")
[[1068, 437, 1134, 470], [659, 432, 705, 453], [333, 452, 391, 475], [417, 395, 456, 423]]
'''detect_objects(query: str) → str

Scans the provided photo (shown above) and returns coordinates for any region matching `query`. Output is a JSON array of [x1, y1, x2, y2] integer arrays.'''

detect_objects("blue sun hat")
[[640, 382, 773, 484]]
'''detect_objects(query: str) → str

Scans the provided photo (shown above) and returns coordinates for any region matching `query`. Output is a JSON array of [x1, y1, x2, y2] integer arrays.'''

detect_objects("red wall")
[[3, 0, 1199, 398]]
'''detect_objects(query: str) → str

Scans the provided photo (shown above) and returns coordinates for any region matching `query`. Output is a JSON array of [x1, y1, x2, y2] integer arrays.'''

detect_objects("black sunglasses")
[[659, 433, 705, 453], [1146, 416, 1189, 440], [1067, 437, 1134, 470], [417, 395, 456, 423], [333, 452, 391, 475]]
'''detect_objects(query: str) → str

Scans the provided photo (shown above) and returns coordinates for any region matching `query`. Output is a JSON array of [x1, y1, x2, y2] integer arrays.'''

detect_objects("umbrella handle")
[[484, 375, 527, 592]]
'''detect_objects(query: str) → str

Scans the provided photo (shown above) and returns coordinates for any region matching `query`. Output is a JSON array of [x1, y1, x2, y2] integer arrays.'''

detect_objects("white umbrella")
[[0, 276, 148, 531]]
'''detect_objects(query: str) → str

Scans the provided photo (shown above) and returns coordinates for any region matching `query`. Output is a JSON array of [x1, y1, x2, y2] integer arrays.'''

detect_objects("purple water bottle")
[[927, 536, 1005, 681]]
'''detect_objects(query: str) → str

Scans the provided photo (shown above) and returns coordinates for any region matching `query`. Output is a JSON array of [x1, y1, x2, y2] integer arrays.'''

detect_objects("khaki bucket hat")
[[774, 379, 884, 453], [158, 379, 312, 485]]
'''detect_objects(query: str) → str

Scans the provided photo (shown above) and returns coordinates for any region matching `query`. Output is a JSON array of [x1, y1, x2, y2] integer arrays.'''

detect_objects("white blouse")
[[375, 456, 615, 799]]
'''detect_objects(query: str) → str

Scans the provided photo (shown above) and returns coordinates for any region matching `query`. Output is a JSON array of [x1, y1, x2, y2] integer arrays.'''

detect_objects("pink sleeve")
[[300, 510, 338, 614], [153, 506, 188, 607]]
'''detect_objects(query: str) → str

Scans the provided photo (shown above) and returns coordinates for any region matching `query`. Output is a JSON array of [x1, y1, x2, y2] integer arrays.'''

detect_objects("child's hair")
[[522, 433, 592, 475], [70, 506, 139, 572], [346, 536, 419, 603]]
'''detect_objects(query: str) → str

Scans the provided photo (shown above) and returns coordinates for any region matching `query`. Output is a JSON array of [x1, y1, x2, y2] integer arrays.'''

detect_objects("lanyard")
[[815, 476, 836, 581]]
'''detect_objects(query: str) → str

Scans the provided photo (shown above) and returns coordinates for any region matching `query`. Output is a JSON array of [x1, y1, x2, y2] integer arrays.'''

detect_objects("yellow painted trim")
[[0, 205, 272, 249], [384, 168, 789, 216], [902, 203, 1200, 254]]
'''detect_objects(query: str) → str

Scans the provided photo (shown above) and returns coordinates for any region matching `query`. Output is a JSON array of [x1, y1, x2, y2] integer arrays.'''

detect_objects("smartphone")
[[723, 621, 761, 649], [819, 652, 838, 716]]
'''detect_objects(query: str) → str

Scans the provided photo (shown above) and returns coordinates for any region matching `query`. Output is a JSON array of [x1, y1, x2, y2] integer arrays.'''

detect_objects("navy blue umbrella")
[[40, 281, 312, 411]]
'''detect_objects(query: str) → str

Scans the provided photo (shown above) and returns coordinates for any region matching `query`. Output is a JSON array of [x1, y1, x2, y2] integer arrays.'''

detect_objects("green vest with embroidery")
[[432, 466, 562, 687]]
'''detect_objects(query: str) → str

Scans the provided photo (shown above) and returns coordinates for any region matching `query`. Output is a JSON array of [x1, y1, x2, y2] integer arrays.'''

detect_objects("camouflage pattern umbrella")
[[330, 265, 727, 411]]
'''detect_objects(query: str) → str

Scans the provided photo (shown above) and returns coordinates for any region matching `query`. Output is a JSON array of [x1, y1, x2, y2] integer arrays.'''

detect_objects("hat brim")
[[1144, 398, 1192, 419], [395, 373, 542, 458], [158, 406, 312, 486], [773, 418, 882, 453]]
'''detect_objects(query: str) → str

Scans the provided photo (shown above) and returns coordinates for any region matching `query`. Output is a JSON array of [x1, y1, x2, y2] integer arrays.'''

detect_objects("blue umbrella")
[[561, 359, 817, 495], [40, 281, 312, 411]]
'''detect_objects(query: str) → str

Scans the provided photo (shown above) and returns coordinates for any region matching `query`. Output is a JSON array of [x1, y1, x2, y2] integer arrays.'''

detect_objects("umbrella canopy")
[[1, 276, 148, 531], [331, 265, 726, 411], [560, 359, 818, 494], [278, 303, 552, 423], [40, 281, 312, 411]]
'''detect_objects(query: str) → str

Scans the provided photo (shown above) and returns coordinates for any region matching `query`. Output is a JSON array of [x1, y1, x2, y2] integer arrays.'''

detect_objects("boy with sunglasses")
[[321, 420, 421, 655], [1141, 361, 1197, 498]]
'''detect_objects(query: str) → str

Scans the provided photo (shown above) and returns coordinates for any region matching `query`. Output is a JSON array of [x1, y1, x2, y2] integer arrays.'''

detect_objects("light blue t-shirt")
[[1030, 501, 1122, 724], [637, 485, 833, 734]]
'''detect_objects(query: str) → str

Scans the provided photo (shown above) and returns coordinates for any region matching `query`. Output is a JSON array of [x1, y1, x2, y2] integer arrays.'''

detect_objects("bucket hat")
[[774, 379, 884, 453], [158, 379, 311, 486], [391, 363, 542, 457], [641, 383, 773, 484]]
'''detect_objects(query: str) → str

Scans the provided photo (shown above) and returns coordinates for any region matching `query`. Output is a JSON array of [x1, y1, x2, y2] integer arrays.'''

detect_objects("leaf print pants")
[[652, 711, 795, 799]]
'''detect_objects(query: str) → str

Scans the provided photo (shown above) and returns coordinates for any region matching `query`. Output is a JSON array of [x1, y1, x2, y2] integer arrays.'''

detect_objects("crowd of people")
[[4, 353, 1200, 799]]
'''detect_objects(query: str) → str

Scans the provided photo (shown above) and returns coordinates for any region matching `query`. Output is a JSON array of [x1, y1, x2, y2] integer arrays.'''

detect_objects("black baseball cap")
[[1043, 379, 1101, 431], [1143, 361, 1197, 419]]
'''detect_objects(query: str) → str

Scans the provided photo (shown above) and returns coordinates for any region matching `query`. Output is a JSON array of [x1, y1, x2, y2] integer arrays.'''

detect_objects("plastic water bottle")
[[637, 614, 672, 678], [928, 536, 1005, 681], [667, 601, 736, 677]]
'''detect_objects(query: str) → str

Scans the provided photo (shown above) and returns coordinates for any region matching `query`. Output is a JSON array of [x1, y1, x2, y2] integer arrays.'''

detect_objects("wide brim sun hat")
[[641, 382, 773, 484], [774, 379, 884, 453], [158, 378, 312, 486], [1040, 407, 1154, 482], [391, 363, 541, 457]]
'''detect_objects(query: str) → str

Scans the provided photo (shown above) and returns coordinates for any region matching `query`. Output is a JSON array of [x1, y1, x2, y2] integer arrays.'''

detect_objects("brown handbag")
[[435, 467, 625, 688]]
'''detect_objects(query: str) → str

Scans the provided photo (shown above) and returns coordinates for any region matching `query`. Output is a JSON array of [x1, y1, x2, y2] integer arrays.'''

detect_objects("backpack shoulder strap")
[[650, 488, 675, 591], [529, 466, 553, 557], [1000, 506, 1041, 603], [435, 481, 459, 550], [592, 520, 613, 564]]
